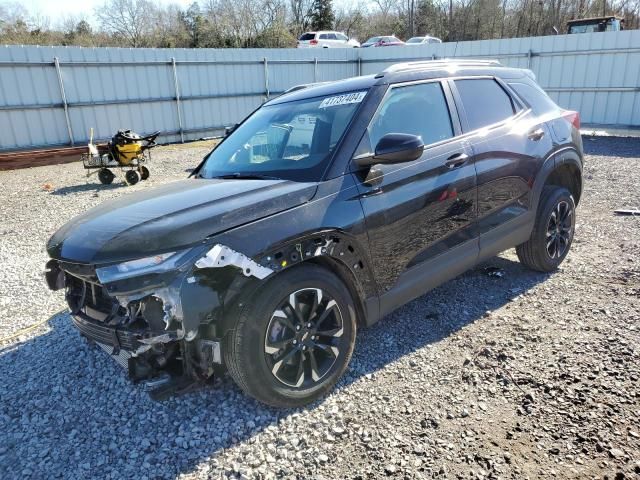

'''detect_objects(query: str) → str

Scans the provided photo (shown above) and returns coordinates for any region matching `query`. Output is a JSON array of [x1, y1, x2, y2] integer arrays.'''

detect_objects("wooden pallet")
[[0, 146, 104, 171]]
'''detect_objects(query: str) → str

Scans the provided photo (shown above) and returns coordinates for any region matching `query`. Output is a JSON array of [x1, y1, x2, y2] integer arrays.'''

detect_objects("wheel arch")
[[532, 147, 583, 210], [214, 229, 376, 337]]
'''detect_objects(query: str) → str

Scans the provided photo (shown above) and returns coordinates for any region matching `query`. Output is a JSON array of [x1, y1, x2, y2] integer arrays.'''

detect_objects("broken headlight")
[[95, 248, 198, 284]]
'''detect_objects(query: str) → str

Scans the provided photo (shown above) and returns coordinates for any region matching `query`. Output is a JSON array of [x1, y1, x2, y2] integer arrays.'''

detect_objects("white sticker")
[[319, 91, 367, 109]]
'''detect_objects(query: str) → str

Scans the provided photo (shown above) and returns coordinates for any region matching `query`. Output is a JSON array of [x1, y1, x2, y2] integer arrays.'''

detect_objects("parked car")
[[297, 31, 360, 48], [360, 36, 405, 47], [46, 59, 583, 407], [567, 16, 624, 33], [406, 35, 442, 44]]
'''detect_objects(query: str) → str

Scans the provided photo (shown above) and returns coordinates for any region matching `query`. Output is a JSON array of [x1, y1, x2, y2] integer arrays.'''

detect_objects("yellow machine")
[[82, 129, 160, 185]]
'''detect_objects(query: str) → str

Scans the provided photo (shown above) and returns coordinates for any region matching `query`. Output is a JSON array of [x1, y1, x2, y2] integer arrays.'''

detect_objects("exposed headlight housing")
[[96, 249, 195, 284]]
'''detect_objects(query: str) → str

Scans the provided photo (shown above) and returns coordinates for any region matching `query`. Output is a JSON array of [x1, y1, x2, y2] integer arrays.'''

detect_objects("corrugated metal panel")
[[0, 31, 639, 151]]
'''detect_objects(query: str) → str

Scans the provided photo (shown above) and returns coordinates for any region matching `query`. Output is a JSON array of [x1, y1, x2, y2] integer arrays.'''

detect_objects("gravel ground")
[[0, 136, 638, 479]]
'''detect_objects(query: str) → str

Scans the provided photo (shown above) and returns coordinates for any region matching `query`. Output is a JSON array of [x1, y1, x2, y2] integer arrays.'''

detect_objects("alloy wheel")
[[546, 200, 573, 259], [264, 288, 344, 388]]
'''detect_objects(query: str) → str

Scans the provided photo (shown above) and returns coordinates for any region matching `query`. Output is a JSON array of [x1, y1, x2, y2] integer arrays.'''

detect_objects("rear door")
[[450, 77, 553, 259], [318, 33, 331, 47], [353, 80, 477, 302]]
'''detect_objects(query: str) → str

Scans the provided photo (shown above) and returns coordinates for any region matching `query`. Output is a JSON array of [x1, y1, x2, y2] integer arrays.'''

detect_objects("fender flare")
[[212, 229, 377, 337], [530, 147, 583, 211]]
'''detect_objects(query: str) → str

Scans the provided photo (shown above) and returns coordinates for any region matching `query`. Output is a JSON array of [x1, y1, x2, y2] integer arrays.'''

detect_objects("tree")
[[310, 0, 335, 30], [290, 0, 314, 35], [94, 0, 157, 47]]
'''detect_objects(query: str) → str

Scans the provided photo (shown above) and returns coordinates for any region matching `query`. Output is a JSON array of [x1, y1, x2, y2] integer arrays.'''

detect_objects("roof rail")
[[283, 81, 333, 94], [382, 58, 502, 74]]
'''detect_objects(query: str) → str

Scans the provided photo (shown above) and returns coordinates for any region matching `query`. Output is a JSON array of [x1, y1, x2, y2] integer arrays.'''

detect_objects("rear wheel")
[[516, 186, 575, 272], [225, 265, 357, 407], [98, 168, 115, 185], [125, 169, 140, 186], [139, 165, 150, 180]]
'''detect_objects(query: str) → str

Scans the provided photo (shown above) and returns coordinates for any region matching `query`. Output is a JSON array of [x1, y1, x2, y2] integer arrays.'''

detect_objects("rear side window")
[[455, 79, 515, 131], [319, 34, 329, 39], [508, 82, 558, 115], [299, 33, 315, 41]]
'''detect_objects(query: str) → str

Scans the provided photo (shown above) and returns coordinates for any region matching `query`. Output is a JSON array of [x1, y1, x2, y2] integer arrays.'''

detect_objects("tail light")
[[562, 110, 580, 130], [310, 39, 318, 45]]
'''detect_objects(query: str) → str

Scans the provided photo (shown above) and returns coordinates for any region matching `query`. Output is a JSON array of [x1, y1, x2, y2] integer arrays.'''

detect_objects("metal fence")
[[1, 29, 639, 152]]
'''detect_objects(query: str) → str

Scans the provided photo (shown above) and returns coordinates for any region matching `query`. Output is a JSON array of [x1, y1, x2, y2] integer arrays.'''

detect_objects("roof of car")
[[266, 59, 529, 105], [567, 16, 623, 24]]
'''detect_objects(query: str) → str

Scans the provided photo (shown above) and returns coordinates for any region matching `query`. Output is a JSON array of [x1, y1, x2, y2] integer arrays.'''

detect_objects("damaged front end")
[[45, 244, 272, 398]]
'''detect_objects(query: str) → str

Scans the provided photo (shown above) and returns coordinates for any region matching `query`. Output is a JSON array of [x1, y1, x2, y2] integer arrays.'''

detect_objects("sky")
[[18, 0, 194, 24]]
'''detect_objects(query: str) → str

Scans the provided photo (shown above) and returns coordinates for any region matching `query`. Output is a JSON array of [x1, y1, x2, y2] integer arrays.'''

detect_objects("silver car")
[[297, 31, 360, 48], [406, 36, 443, 45]]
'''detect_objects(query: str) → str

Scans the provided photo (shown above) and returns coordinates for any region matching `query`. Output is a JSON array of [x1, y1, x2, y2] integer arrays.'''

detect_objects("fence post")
[[314, 57, 318, 82], [357, 55, 361, 76], [527, 49, 533, 69], [53, 57, 74, 146], [263, 57, 270, 99], [170, 58, 185, 143]]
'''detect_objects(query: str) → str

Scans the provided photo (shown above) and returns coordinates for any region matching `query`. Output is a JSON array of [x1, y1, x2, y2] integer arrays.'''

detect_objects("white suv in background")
[[297, 31, 360, 48]]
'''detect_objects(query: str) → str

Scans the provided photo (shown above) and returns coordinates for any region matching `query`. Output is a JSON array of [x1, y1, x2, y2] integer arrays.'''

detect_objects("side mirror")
[[224, 124, 239, 136], [354, 133, 424, 168]]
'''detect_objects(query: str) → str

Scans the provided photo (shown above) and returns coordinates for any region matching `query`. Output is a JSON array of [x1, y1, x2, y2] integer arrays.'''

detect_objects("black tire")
[[98, 168, 115, 185], [516, 186, 576, 272], [125, 169, 140, 186], [224, 264, 357, 407], [139, 165, 150, 180]]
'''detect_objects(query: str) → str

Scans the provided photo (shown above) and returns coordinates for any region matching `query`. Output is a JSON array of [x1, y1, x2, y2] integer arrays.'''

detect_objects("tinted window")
[[455, 79, 515, 131], [327, 33, 337, 40], [406, 37, 424, 44], [299, 33, 315, 41], [508, 82, 558, 115], [319, 34, 329, 39], [368, 82, 454, 150]]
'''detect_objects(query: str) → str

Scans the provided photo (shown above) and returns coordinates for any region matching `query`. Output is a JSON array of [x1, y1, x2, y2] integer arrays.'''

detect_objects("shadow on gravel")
[[50, 182, 124, 196], [0, 255, 550, 478], [582, 135, 640, 158]]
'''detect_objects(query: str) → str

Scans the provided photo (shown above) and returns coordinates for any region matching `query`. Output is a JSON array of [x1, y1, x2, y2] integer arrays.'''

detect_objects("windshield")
[[406, 37, 424, 43], [365, 37, 381, 43], [199, 91, 367, 182]]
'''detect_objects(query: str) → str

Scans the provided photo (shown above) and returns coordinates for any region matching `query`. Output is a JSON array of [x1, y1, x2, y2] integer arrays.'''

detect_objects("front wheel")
[[225, 265, 357, 407], [516, 186, 576, 272], [98, 168, 114, 185]]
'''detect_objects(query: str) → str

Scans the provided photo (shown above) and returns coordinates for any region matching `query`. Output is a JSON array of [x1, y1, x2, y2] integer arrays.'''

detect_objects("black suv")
[[46, 60, 583, 407]]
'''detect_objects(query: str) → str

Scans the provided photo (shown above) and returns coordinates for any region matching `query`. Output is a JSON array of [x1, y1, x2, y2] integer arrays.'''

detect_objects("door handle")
[[528, 128, 545, 141], [445, 152, 469, 169]]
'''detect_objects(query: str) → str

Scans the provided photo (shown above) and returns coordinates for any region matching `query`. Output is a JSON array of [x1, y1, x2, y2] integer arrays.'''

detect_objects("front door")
[[352, 80, 478, 309]]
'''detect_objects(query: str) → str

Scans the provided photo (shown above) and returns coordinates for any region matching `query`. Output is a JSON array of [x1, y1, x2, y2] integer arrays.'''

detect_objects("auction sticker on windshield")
[[319, 91, 367, 109]]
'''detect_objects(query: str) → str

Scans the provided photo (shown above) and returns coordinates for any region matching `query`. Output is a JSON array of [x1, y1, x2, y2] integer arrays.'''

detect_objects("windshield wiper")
[[210, 173, 281, 181]]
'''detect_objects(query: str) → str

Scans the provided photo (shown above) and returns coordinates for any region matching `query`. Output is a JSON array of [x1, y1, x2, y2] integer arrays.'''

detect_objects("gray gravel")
[[1, 136, 639, 479]]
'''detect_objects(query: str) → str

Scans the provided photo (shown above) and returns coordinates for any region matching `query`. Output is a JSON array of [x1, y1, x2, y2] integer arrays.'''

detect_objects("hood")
[[48, 178, 317, 265]]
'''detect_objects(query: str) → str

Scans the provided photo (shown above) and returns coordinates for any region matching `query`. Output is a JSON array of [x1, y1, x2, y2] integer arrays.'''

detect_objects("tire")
[[516, 186, 576, 272], [139, 165, 150, 180], [125, 169, 140, 186], [225, 264, 357, 407], [98, 168, 115, 185]]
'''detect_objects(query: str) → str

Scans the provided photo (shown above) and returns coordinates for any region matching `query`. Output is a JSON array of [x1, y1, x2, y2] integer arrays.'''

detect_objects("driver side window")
[[366, 81, 454, 152]]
